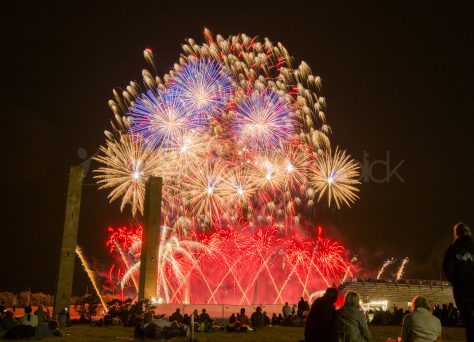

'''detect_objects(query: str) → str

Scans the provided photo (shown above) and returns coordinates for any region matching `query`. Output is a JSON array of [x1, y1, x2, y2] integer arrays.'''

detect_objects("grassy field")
[[7, 325, 465, 341]]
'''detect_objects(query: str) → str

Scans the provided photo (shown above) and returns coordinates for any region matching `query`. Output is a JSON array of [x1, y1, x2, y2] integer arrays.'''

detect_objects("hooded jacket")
[[442, 235, 474, 300]]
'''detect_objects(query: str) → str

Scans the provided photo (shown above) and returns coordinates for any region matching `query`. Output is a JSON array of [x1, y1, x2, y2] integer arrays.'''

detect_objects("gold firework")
[[311, 148, 360, 209], [94, 135, 166, 216]]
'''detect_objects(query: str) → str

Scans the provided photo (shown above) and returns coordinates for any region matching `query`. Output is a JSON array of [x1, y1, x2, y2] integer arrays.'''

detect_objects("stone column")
[[138, 176, 162, 301], [53, 165, 84, 317]]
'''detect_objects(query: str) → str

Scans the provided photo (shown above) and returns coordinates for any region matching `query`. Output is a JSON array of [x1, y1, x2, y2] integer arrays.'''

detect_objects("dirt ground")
[[3, 325, 466, 342]]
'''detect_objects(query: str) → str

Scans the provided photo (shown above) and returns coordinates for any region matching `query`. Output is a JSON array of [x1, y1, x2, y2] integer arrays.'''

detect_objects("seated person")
[[34, 305, 50, 325], [271, 313, 278, 325], [237, 308, 250, 332], [226, 313, 241, 332], [250, 306, 264, 329], [20, 306, 38, 327], [263, 311, 270, 326], [1, 311, 17, 333], [134, 312, 163, 340], [198, 308, 212, 332], [401, 296, 441, 342], [169, 308, 184, 324]]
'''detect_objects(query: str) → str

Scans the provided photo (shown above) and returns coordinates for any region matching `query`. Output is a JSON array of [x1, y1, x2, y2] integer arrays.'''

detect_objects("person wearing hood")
[[443, 222, 474, 342], [304, 287, 339, 342]]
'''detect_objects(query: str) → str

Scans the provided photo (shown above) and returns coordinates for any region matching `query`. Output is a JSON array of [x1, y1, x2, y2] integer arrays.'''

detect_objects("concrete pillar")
[[138, 176, 163, 301], [53, 165, 84, 317]]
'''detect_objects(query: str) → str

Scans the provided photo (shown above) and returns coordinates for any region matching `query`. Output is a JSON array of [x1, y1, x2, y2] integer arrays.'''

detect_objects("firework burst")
[[311, 148, 361, 209], [94, 29, 361, 303]]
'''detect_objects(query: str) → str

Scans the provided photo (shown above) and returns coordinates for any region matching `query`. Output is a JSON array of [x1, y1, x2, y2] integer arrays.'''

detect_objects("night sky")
[[1, 1, 473, 296]]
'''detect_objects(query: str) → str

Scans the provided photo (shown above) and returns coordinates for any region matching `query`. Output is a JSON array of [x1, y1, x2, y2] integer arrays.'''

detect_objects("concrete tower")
[[53, 165, 84, 317], [138, 176, 163, 301]]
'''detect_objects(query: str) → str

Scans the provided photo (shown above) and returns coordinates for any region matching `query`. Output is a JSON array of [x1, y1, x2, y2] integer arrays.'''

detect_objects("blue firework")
[[233, 89, 295, 152], [170, 58, 234, 122], [130, 90, 201, 149]]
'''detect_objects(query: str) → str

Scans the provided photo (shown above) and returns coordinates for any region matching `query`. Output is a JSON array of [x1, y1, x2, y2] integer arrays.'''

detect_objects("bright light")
[[287, 162, 294, 173], [207, 186, 214, 194], [328, 176, 334, 184], [133, 171, 140, 180], [237, 187, 244, 195]]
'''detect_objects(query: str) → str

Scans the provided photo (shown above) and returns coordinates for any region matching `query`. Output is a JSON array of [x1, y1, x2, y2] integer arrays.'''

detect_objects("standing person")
[[282, 302, 291, 317], [401, 296, 442, 342], [443, 222, 474, 342], [298, 297, 306, 319], [304, 287, 338, 342], [334, 291, 371, 342]]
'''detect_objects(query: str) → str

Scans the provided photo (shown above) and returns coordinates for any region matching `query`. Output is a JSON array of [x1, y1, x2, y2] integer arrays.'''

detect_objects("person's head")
[[256, 306, 262, 313], [285, 302, 288, 305], [411, 296, 431, 312], [448, 303, 454, 308], [240, 308, 245, 314], [324, 287, 339, 304], [454, 222, 472, 240], [343, 291, 360, 309], [24, 306, 32, 314], [301, 297, 304, 301], [175, 308, 180, 314], [202, 308, 206, 313], [193, 309, 198, 315], [143, 312, 153, 323]]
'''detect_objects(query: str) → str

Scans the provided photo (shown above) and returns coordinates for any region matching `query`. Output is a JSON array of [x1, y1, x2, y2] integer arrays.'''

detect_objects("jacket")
[[334, 306, 371, 342], [401, 307, 441, 342], [305, 296, 336, 342], [442, 235, 474, 300]]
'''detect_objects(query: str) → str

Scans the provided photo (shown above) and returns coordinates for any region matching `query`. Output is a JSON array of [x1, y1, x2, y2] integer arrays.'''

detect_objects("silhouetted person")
[[334, 291, 371, 342], [271, 313, 278, 325], [263, 311, 270, 326], [282, 302, 291, 317], [304, 287, 338, 342], [237, 308, 249, 331], [198, 308, 212, 332], [169, 308, 183, 324], [401, 296, 441, 342], [298, 297, 306, 319], [443, 222, 474, 342], [250, 306, 264, 329]]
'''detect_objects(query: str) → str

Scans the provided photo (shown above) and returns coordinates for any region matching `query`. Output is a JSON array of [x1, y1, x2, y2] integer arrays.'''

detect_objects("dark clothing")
[[250, 311, 264, 328], [443, 235, 474, 341], [443, 235, 474, 300], [304, 296, 336, 342], [1, 315, 17, 332], [334, 306, 371, 342], [134, 322, 163, 340], [456, 298, 474, 342], [199, 312, 211, 323], [169, 312, 183, 323], [3, 325, 36, 340], [298, 299, 306, 318]]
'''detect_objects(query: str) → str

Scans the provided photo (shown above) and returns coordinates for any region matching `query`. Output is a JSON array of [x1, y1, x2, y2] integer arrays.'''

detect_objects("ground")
[[9, 325, 465, 341]]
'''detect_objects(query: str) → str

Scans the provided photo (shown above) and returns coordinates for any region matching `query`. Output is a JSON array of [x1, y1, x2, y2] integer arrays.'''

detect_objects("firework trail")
[[107, 224, 354, 304], [75, 246, 108, 310], [376, 257, 395, 280], [396, 257, 409, 280]]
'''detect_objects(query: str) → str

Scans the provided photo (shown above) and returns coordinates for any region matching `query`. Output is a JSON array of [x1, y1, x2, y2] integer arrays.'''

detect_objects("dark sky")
[[0, 1, 473, 296]]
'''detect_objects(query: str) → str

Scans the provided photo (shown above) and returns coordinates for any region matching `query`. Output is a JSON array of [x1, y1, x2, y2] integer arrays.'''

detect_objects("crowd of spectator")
[[0, 304, 63, 339]]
